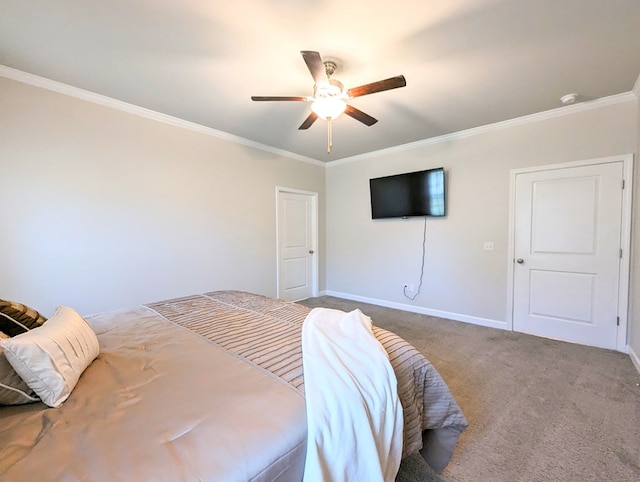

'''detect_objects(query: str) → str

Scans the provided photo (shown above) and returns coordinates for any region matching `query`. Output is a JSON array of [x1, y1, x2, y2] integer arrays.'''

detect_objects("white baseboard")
[[629, 345, 640, 375], [318, 291, 638, 364], [324, 290, 508, 331]]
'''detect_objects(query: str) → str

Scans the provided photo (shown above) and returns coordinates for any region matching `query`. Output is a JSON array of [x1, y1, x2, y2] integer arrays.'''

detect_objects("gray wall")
[[3, 72, 639, 365], [0, 77, 326, 315], [325, 97, 638, 342]]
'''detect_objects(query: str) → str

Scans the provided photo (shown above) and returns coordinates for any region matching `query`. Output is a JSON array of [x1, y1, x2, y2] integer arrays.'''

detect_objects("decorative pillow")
[[0, 299, 47, 337], [0, 306, 100, 408], [0, 331, 39, 405]]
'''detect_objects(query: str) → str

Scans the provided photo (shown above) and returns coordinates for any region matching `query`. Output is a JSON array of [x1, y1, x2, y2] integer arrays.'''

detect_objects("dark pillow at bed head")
[[0, 299, 47, 337], [0, 331, 39, 405], [0, 300, 46, 405]]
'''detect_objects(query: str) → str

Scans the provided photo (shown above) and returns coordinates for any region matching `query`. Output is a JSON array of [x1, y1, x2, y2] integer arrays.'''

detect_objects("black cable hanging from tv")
[[404, 216, 427, 301]]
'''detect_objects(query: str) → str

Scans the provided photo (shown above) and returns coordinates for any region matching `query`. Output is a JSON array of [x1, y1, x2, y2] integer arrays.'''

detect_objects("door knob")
[[516, 258, 524, 264], [309, 250, 314, 254]]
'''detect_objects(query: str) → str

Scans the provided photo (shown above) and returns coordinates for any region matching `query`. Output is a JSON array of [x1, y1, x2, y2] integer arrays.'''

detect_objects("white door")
[[276, 189, 317, 301], [512, 161, 624, 350]]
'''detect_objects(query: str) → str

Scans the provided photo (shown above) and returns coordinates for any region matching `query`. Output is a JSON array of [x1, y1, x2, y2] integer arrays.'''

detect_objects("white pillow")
[[0, 306, 100, 408]]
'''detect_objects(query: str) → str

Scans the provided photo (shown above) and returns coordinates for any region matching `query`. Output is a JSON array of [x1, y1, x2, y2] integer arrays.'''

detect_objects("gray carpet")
[[297, 296, 640, 482]]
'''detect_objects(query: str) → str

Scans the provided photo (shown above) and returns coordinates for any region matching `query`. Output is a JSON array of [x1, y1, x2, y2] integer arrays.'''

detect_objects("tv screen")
[[369, 167, 446, 219]]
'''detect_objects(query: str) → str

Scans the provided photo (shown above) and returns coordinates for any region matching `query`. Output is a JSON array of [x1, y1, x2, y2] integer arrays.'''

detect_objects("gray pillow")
[[0, 331, 39, 405]]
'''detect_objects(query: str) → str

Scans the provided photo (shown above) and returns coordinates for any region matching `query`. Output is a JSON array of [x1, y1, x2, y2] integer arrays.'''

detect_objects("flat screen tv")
[[369, 167, 446, 219]]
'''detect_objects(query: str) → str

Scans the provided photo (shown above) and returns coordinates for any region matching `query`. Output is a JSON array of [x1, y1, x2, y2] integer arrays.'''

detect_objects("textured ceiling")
[[1, 0, 639, 162]]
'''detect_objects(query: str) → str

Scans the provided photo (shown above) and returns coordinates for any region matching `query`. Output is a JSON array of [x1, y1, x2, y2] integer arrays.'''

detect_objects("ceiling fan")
[[251, 51, 406, 153]]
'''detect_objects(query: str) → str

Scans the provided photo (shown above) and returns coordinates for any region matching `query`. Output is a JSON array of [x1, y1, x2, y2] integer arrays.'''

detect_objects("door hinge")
[[620, 248, 623, 259], [617, 316, 620, 326], [622, 179, 625, 189]]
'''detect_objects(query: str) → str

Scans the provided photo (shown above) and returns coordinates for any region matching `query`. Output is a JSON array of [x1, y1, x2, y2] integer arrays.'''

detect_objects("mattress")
[[0, 290, 467, 480]]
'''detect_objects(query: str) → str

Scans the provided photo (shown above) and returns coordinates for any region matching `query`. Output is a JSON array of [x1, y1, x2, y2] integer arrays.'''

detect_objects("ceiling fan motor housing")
[[323, 60, 338, 77]]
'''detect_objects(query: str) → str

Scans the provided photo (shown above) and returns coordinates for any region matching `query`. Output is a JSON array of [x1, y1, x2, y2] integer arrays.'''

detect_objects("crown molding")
[[0, 65, 325, 168], [329, 91, 637, 167], [3, 64, 636, 170]]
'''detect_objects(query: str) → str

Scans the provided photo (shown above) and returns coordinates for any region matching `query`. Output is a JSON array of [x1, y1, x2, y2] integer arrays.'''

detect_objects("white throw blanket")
[[302, 307, 404, 482]]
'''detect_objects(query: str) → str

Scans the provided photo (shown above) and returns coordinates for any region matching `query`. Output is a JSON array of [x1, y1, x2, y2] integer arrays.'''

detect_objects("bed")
[[0, 290, 467, 481]]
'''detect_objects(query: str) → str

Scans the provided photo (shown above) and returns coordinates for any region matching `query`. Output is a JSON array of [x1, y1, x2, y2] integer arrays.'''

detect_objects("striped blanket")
[[146, 290, 467, 470]]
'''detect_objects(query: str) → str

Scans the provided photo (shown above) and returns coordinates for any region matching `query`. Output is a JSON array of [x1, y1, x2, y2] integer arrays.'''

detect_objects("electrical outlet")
[[404, 283, 415, 292], [484, 241, 494, 251]]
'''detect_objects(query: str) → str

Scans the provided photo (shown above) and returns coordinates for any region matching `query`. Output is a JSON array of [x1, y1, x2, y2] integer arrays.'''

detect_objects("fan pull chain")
[[327, 118, 333, 154]]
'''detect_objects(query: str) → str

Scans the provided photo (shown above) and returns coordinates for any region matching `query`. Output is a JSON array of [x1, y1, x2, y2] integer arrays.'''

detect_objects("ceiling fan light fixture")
[[311, 97, 347, 120]]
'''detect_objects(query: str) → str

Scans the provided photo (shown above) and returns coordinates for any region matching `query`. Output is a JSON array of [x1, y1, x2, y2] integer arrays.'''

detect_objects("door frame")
[[506, 154, 634, 352], [275, 186, 319, 300]]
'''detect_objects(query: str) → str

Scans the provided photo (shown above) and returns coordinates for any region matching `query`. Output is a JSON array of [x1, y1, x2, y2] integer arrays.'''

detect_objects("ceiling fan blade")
[[344, 105, 378, 126], [298, 112, 318, 130], [251, 96, 307, 102], [347, 75, 407, 98], [301, 51, 328, 84]]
